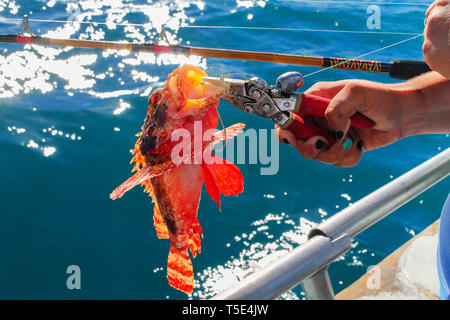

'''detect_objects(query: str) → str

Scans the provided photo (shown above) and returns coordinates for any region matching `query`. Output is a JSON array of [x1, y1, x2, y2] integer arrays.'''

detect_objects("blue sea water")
[[0, 0, 448, 299]]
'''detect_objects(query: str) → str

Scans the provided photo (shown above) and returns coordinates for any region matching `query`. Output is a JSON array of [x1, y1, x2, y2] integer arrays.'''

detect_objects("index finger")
[[304, 81, 348, 99]]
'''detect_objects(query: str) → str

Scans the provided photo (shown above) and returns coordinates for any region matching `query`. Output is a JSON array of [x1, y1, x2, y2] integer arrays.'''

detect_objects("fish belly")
[[150, 163, 203, 294]]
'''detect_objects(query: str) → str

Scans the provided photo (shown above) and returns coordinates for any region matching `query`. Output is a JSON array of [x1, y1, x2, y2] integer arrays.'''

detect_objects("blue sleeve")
[[438, 193, 450, 300]]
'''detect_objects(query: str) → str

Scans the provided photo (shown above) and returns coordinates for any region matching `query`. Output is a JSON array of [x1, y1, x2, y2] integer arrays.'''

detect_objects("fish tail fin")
[[167, 246, 194, 294]]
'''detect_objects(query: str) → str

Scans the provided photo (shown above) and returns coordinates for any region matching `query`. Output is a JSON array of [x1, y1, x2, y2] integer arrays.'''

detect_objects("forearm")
[[393, 71, 450, 136]]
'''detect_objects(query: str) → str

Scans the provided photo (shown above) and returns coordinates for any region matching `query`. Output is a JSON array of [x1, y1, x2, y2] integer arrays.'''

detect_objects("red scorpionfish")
[[110, 64, 245, 294]]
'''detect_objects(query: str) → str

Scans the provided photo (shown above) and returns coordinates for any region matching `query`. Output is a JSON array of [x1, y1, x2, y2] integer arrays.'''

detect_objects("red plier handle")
[[281, 93, 375, 146]]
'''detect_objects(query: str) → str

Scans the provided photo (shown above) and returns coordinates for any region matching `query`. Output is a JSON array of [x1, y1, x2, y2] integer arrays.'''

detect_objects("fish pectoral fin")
[[201, 123, 245, 209], [204, 155, 244, 199], [167, 247, 194, 294], [110, 162, 176, 200], [201, 163, 221, 210]]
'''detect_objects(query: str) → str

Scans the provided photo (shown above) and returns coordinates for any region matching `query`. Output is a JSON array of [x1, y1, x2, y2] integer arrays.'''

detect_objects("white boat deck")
[[337, 220, 440, 300]]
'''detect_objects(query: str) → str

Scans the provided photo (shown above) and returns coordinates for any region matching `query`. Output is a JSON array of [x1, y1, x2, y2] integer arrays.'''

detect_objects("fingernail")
[[315, 140, 327, 150], [357, 140, 364, 151], [333, 131, 344, 140], [343, 139, 353, 150]]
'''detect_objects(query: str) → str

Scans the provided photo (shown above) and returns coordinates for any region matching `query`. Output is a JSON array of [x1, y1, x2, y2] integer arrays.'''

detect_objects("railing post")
[[302, 267, 335, 300]]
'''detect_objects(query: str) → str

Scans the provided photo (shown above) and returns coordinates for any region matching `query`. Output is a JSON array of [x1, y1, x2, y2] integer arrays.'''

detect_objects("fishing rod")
[[0, 16, 431, 80]]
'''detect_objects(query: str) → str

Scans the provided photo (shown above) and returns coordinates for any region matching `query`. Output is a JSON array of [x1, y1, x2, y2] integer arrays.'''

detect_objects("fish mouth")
[[167, 65, 224, 112]]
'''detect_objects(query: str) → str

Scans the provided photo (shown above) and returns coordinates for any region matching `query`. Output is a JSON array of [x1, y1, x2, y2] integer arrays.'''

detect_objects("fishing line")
[[0, 17, 422, 36], [182, 26, 421, 36], [214, 106, 228, 153], [302, 33, 423, 78], [212, 73, 254, 153]]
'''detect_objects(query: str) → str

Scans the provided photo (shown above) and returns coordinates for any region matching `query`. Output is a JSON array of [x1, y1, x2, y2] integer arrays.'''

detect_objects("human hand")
[[275, 79, 407, 167], [423, 0, 450, 79]]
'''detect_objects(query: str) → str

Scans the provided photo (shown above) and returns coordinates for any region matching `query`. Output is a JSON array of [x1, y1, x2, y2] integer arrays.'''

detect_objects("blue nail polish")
[[343, 139, 353, 150]]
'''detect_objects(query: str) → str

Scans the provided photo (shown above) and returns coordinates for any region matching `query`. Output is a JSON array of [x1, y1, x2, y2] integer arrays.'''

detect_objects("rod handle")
[[389, 60, 431, 80]]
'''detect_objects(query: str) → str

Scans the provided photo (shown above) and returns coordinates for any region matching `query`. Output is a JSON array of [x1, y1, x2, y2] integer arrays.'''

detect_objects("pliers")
[[202, 72, 374, 147]]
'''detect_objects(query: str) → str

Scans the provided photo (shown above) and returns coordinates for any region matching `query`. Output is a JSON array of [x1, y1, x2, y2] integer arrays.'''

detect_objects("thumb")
[[425, 0, 437, 19]]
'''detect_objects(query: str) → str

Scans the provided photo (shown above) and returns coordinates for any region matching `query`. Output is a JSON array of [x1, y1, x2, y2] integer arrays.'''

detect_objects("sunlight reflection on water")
[[192, 215, 316, 299], [0, 0, 207, 99]]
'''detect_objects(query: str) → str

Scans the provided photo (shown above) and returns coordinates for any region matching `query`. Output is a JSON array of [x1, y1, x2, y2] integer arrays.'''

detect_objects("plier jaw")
[[201, 76, 248, 97], [202, 76, 286, 119], [202, 76, 265, 116], [202, 73, 375, 147]]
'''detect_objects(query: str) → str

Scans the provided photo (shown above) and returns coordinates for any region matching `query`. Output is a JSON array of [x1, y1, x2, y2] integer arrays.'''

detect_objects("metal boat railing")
[[211, 147, 450, 300]]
